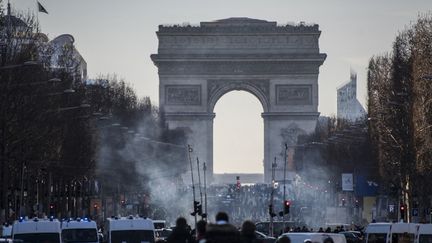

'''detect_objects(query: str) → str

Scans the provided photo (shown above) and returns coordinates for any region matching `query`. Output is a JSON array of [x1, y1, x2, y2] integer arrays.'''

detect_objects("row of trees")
[[293, 116, 377, 225], [0, 6, 187, 223], [367, 14, 432, 221]]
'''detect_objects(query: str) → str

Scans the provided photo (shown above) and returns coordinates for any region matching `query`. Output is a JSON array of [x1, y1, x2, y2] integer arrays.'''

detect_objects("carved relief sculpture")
[[276, 85, 312, 105], [165, 85, 201, 105]]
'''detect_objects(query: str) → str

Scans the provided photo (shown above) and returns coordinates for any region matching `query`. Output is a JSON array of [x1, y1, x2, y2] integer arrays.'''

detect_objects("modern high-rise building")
[[337, 71, 366, 121]]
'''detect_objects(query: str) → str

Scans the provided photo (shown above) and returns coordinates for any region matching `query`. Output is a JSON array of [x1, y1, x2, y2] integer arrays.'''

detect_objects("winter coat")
[[167, 227, 194, 243], [205, 223, 240, 243]]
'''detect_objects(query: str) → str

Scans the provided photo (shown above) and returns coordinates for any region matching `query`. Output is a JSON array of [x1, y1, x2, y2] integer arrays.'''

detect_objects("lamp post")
[[282, 143, 288, 233], [269, 158, 277, 237]]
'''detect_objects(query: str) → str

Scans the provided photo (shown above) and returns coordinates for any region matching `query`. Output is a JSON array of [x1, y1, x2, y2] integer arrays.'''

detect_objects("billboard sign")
[[342, 173, 353, 191]]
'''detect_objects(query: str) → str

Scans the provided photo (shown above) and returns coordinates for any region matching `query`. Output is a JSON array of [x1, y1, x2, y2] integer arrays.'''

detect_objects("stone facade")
[[151, 18, 326, 182]]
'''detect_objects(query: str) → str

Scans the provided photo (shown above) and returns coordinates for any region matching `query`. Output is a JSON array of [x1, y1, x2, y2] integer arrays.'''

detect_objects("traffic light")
[[268, 204, 276, 217], [49, 203, 55, 216], [191, 201, 202, 216], [283, 200, 290, 214], [197, 203, 202, 216], [93, 204, 98, 216], [400, 204, 406, 220], [120, 199, 126, 208]]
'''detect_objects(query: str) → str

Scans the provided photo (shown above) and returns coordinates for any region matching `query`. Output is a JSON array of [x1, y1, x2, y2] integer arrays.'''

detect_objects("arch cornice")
[[207, 79, 270, 113]]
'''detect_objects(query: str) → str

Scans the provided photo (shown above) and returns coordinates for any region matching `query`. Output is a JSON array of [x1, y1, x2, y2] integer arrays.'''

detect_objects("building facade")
[[337, 71, 366, 121]]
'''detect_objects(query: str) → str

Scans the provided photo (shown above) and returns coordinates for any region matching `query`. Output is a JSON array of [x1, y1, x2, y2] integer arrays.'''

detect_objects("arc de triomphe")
[[151, 18, 326, 182]]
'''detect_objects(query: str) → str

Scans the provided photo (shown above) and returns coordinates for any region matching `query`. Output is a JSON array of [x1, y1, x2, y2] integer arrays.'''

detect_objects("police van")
[[12, 217, 62, 243], [61, 218, 99, 243], [365, 223, 392, 243], [152, 220, 166, 230], [416, 224, 432, 243], [389, 223, 419, 243], [105, 216, 155, 243]]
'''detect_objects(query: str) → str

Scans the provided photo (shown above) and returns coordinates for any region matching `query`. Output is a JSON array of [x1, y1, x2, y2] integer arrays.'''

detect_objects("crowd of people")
[[163, 211, 346, 243], [165, 211, 269, 243], [145, 181, 334, 228]]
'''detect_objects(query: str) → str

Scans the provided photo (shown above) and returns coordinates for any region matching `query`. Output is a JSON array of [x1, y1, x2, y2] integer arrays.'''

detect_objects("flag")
[[37, 1, 48, 14]]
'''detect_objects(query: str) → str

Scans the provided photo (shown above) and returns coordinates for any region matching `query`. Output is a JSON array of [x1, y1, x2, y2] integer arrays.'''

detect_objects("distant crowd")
[[165, 211, 270, 243], [148, 182, 330, 228], [164, 211, 357, 243]]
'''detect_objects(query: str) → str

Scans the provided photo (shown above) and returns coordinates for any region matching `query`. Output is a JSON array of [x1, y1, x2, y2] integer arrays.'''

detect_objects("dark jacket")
[[167, 227, 194, 243], [205, 223, 240, 243], [240, 233, 263, 243]]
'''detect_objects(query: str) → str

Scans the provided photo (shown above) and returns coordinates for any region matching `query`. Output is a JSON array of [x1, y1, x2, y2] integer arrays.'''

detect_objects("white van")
[[365, 223, 392, 243], [152, 220, 166, 230], [61, 218, 99, 243], [12, 217, 61, 243], [416, 224, 432, 243], [105, 216, 155, 243], [389, 223, 419, 243], [280, 232, 347, 243]]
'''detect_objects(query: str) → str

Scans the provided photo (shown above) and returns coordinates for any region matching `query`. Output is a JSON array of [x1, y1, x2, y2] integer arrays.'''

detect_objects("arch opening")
[[213, 90, 264, 176]]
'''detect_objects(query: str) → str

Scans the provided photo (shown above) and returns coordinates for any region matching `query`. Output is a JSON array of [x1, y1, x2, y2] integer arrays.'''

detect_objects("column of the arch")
[[262, 114, 284, 183], [165, 113, 215, 183], [207, 114, 214, 182], [263, 114, 270, 183], [262, 113, 319, 183]]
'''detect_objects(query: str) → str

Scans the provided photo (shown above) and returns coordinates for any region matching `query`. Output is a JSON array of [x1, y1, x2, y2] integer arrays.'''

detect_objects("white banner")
[[342, 173, 353, 191]]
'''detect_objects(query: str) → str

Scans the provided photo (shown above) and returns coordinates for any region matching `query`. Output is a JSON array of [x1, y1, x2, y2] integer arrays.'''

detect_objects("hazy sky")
[[9, 0, 432, 173]]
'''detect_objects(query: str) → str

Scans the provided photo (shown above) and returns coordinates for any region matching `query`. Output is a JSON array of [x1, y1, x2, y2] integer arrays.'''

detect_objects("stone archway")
[[151, 18, 326, 182], [207, 79, 270, 113]]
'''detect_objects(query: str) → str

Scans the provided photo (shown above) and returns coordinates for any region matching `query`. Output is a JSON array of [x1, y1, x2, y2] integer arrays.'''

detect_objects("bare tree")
[[367, 13, 432, 222]]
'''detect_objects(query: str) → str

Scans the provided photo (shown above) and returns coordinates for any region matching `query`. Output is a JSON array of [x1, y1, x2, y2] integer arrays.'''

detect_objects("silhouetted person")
[[167, 217, 193, 243], [240, 220, 262, 243], [277, 236, 291, 243], [205, 212, 240, 243], [318, 227, 324, 232], [196, 220, 207, 243], [324, 237, 334, 243], [325, 227, 331, 233]]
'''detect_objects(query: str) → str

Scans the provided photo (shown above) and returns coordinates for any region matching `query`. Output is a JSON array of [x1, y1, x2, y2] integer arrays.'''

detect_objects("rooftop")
[[158, 17, 319, 34]]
